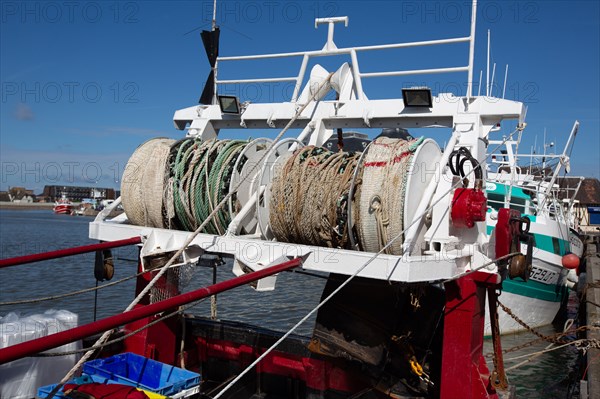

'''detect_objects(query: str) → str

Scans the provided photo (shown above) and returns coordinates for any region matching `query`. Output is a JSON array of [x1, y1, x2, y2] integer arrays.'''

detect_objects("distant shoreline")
[[0, 202, 54, 210]]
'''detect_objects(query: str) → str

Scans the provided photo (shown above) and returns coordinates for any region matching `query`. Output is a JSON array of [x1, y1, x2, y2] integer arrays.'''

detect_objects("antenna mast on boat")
[[198, 0, 220, 105], [466, 0, 477, 98], [490, 62, 496, 96], [540, 121, 579, 210], [486, 29, 490, 96], [212, 0, 217, 31], [502, 64, 509, 99]]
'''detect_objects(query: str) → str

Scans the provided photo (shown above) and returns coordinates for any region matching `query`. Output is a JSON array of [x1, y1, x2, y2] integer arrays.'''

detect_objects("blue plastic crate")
[[37, 384, 68, 399], [82, 353, 200, 396], [37, 376, 95, 398]]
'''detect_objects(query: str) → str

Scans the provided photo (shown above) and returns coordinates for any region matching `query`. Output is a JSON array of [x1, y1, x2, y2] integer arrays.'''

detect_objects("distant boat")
[[53, 196, 73, 215], [485, 122, 583, 334]]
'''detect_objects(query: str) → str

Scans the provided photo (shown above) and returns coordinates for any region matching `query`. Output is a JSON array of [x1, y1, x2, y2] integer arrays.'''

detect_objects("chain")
[[486, 337, 545, 357], [497, 300, 569, 345], [498, 299, 600, 356], [489, 290, 508, 390], [488, 324, 600, 358]]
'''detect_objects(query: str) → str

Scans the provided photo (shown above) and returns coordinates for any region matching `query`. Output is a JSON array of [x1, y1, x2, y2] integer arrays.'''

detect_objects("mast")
[[486, 29, 490, 96], [466, 0, 477, 98], [199, 0, 220, 105], [502, 64, 509, 99], [211, 0, 218, 105]]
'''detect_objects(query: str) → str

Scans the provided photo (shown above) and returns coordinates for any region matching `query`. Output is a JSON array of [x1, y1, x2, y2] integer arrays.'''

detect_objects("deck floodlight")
[[218, 95, 240, 114], [402, 87, 432, 108]]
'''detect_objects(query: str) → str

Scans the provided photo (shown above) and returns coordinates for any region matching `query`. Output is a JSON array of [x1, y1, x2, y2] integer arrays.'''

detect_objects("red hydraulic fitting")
[[450, 188, 487, 228]]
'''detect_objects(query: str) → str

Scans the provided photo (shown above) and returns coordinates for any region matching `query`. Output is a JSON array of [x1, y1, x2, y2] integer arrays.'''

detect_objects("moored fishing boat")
[[53, 196, 74, 215], [1, 2, 580, 398], [484, 124, 583, 334]]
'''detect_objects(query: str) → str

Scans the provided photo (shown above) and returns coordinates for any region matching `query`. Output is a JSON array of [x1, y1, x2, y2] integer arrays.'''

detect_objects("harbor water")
[[0, 209, 581, 398]]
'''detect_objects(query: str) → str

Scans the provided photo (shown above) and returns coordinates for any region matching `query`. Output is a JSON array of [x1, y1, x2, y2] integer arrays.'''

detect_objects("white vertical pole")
[[292, 54, 310, 102], [490, 63, 496, 97], [502, 64, 509, 99], [350, 50, 364, 100], [212, 0, 217, 30], [477, 70, 482, 96], [467, 0, 477, 98], [212, 0, 218, 105], [486, 29, 490, 96]]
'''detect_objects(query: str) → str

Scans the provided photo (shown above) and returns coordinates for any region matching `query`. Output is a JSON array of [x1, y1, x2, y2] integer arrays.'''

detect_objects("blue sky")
[[1, 0, 599, 194]]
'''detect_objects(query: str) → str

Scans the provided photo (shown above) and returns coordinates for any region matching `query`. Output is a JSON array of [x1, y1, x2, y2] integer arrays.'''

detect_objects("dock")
[[0, 201, 53, 210], [580, 235, 600, 398]]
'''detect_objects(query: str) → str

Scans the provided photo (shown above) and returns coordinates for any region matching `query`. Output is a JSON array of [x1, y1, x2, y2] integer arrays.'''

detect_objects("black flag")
[[199, 28, 220, 104]]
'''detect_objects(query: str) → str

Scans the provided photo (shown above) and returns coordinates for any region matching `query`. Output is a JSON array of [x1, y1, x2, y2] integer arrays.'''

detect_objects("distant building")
[[558, 177, 600, 234], [41, 185, 117, 202], [5, 187, 36, 203]]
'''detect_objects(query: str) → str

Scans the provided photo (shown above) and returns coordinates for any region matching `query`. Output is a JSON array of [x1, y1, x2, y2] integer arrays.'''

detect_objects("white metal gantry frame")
[[91, 0, 532, 287]]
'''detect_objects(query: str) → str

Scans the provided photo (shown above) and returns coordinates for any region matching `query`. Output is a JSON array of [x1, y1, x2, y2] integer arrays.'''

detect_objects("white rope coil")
[[357, 137, 422, 255], [121, 138, 175, 228]]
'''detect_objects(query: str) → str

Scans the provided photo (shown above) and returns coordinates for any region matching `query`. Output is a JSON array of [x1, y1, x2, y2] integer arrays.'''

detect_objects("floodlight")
[[402, 88, 433, 108], [218, 95, 240, 114]]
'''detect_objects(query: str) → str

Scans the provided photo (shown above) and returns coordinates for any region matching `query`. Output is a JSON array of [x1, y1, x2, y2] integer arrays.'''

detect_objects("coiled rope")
[[357, 136, 423, 255], [166, 138, 248, 233], [123, 138, 249, 233], [270, 146, 360, 249], [269, 137, 425, 252], [121, 138, 174, 228]]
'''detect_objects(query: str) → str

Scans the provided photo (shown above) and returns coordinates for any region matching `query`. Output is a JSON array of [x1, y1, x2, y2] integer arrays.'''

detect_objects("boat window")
[[552, 237, 561, 255], [509, 197, 526, 215], [488, 193, 504, 211]]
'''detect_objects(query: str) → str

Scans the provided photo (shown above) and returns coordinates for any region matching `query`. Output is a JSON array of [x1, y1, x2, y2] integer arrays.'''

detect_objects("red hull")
[[53, 204, 73, 214]]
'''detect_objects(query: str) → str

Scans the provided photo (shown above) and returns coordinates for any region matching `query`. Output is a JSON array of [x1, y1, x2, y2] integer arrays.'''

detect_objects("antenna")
[[212, 0, 217, 31], [486, 30, 490, 96], [502, 64, 509, 99], [477, 70, 482, 96], [490, 62, 496, 97]]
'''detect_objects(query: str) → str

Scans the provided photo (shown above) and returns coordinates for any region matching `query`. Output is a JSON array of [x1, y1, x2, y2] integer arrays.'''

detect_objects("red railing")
[[0, 257, 302, 364], [0, 236, 142, 269]]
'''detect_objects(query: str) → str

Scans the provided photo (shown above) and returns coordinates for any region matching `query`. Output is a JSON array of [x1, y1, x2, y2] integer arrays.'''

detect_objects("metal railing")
[[214, 1, 478, 102]]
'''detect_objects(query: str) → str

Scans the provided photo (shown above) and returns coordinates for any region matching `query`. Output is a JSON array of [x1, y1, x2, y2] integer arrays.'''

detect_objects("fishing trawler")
[[484, 124, 583, 334], [0, 2, 561, 398], [53, 195, 74, 215]]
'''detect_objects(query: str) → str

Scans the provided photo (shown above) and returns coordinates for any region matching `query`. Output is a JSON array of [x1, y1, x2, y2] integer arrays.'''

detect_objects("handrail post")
[[292, 54, 310, 102], [467, 0, 478, 99], [349, 50, 364, 100]]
